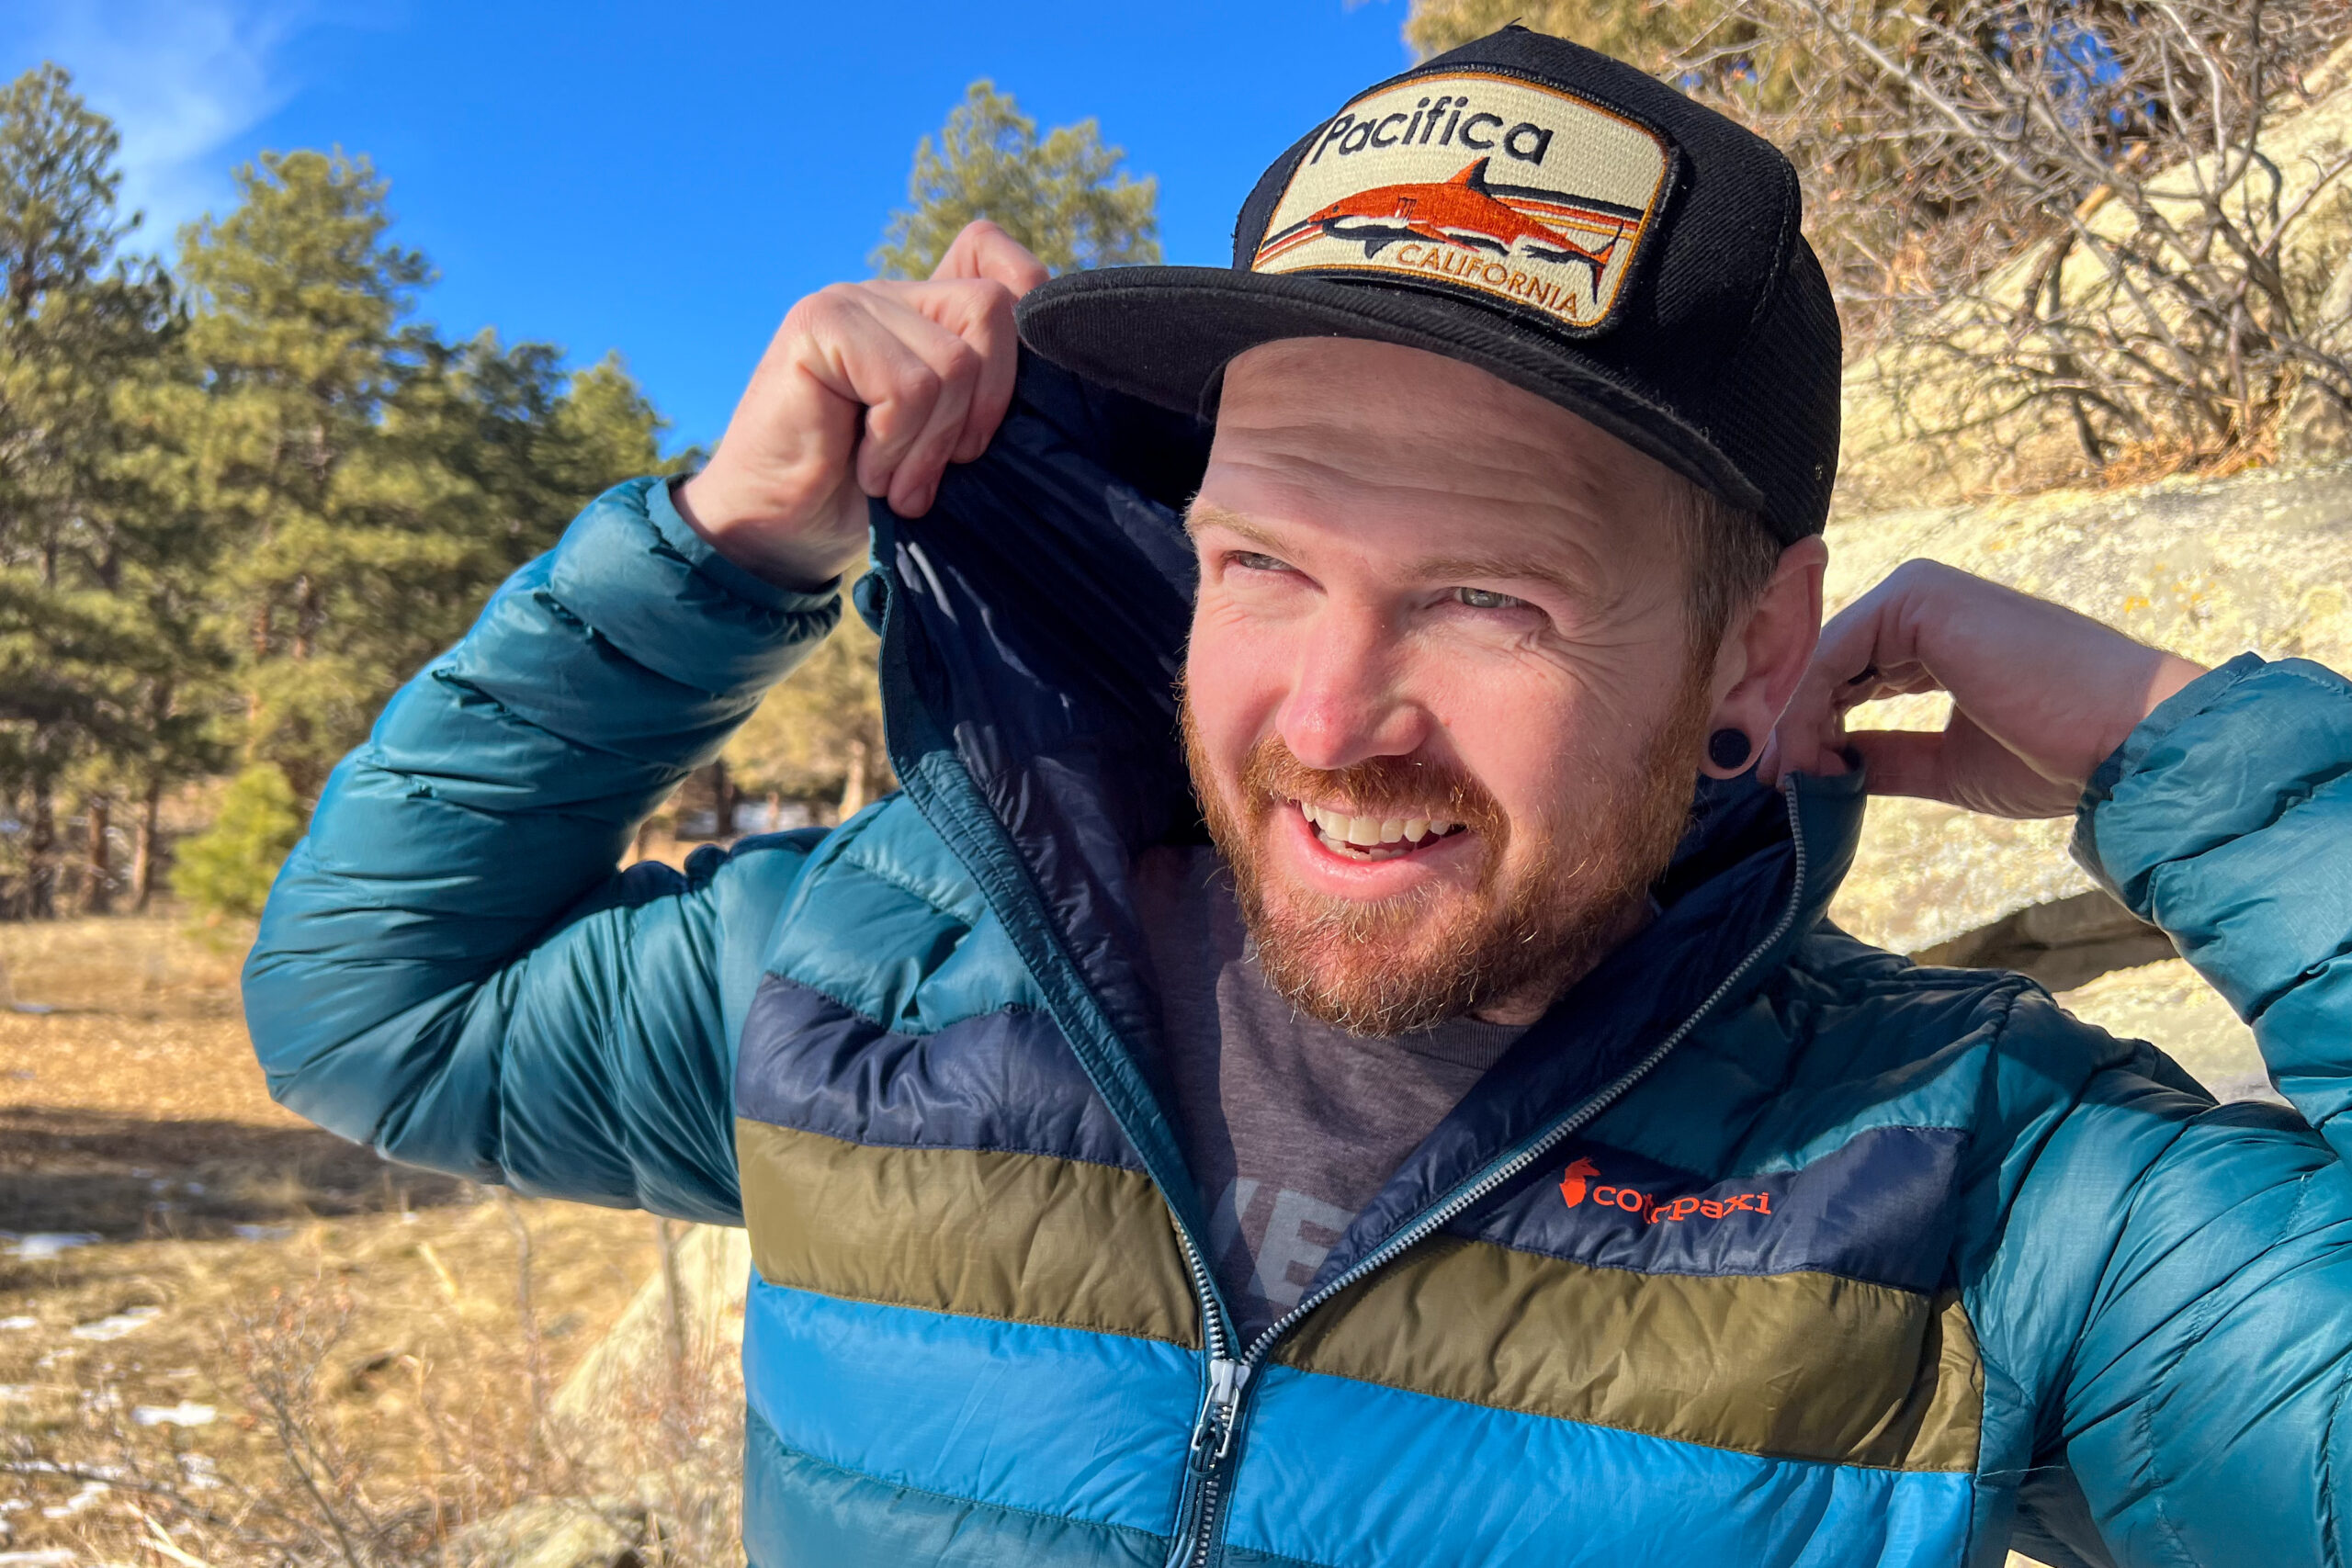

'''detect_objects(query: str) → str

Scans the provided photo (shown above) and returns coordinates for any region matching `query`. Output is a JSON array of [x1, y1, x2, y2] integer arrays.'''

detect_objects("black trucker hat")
[[1014, 25, 1841, 543]]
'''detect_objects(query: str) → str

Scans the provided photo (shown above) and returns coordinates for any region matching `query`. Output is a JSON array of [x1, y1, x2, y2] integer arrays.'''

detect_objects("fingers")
[[792, 288, 965, 516], [1765, 560, 1951, 786], [795, 276, 1020, 515], [931, 220, 1050, 298], [929, 276, 1022, 465], [1841, 728, 1947, 800]]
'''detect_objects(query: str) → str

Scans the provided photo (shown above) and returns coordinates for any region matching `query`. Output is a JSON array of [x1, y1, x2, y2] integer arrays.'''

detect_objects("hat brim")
[[1014, 265, 1770, 519]]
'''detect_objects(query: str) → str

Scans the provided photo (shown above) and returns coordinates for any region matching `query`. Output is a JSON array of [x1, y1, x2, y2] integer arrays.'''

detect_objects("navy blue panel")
[[1449, 1122, 1965, 1293], [734, 972, 1142, 1168], [743, 1408, 1165, 1568]]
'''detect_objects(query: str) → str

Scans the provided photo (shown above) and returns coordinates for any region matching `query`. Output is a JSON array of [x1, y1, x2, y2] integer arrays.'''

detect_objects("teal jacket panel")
[[2002, 653, 2352, 1568], [243, 476, 841, 1224]]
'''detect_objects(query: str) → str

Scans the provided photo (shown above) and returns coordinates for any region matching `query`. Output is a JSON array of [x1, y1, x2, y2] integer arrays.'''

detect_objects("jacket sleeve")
[[242, 477, 842, 1224], [1990, 656, 2352, 1568]]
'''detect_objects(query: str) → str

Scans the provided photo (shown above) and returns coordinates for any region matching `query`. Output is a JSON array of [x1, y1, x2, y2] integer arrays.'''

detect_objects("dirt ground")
[[0, 915, 662, 1563]]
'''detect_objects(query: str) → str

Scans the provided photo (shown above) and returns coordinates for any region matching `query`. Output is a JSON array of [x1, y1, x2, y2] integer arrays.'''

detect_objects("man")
[[245, 26, 2351, 1568]]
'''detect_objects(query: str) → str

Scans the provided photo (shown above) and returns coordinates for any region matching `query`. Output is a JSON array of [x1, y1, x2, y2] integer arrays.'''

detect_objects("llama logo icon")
[[1558, 1157, 1600, 1209]]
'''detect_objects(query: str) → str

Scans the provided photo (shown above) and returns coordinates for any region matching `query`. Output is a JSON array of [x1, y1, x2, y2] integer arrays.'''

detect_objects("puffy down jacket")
[[246, 357, 2352, 1568]]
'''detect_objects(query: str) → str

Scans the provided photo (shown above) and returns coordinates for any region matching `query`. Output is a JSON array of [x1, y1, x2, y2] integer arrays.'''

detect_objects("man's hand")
[[674, 220, 1049, 588], [1763, 559, 2208, 818]]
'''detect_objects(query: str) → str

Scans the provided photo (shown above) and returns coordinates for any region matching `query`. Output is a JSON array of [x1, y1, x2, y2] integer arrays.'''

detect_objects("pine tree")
[[873, 82, 1159, 279], [0, 63, 203, 916], [170, 761, 301, 919], [173, 148, 443, 801], [724, 607, 892, 824]]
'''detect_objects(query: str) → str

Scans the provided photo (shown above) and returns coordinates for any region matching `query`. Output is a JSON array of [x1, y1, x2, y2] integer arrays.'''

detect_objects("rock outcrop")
[[2054, 959, 2281, 1105], [1826, 461, 2352, 962]]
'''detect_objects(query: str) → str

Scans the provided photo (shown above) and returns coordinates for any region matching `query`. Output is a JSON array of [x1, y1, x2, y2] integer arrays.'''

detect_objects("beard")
[[1179, 667, 1713, 1036]]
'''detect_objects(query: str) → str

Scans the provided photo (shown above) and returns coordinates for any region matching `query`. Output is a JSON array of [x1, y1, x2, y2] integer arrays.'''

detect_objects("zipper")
[[1159, 781, 1814, 1568], [873, 547, 1255, 1568], [1163, 1226, 1239, 1568]]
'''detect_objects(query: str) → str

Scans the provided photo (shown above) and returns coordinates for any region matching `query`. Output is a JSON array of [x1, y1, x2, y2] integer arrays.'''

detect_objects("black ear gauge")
[[1707, 728, 1753, 773]]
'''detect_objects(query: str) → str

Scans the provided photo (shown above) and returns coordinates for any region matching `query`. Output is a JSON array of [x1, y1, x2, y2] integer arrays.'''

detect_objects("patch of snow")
[[230, 1223, 291, 1242], [0, 1383, 33, 1402], [3, 1232, 100, 1261], [70, 1305, 161, 1341], [40, 1479, 108, 1517], [0, 1550, 80, 1566], [0, 1314, 38, 1331], [132, 1401, 215, 1427]]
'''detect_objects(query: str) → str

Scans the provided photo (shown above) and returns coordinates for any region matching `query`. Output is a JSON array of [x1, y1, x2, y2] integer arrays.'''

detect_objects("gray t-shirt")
[[1135, 846, 1526, 1342]]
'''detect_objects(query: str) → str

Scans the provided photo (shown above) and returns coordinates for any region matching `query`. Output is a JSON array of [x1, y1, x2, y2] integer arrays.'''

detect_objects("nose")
[[1275, 601, 1430, 771]]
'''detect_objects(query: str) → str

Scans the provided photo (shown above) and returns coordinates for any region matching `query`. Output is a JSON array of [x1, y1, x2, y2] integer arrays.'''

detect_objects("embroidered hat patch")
[[1251, 72, 1674, 333]]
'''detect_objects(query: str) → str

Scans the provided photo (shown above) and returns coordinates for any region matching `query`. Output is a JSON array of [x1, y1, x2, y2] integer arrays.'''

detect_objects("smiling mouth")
[[1292, 799, 1469, 863]]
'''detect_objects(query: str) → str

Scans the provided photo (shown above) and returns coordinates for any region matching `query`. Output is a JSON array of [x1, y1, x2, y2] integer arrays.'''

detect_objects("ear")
[[1698, 536, 1827, 779]]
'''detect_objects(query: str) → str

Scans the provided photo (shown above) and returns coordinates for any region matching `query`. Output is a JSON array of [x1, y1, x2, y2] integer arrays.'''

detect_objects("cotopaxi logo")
[[1559, 1157, 1775, 1225], [1252, 71, 1674, 333]]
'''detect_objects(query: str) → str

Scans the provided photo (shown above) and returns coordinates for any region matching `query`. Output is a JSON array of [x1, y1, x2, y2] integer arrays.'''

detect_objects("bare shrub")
[[3, 1214, 741, 1568], [1682, 0, 2352, 473]]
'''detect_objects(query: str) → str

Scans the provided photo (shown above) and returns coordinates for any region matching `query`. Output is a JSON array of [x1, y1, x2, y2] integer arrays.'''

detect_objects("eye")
[[1230, 551, 1294, 573], [1453, 586, 1528, 611]]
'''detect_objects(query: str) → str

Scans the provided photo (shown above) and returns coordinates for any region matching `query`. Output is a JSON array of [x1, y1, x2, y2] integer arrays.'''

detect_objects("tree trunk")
[[716, 758, 737, 839], [837, 739, 871, 822], [82, 794, 111, 915], [131, 779, 162, 912], [27, 783, 55, 920], [291, 576, 319, 660]]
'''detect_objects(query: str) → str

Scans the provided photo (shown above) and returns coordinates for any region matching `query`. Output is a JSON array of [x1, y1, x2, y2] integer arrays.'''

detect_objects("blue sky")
[[2, 0, 1423, 451]]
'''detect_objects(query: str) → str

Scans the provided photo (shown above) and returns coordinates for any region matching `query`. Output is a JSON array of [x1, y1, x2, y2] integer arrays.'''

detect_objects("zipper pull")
[[1186, 1357, 1252, 1472]]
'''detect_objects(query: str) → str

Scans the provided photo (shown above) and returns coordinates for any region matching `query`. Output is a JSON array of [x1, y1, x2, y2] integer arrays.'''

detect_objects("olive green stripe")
[[736, 1119, 1201, 1348], [1277, 1236, 1983, 1472]]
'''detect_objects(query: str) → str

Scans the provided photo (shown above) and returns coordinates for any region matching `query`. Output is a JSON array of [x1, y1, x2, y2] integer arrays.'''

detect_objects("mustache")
[[1235, 737, 1508, 843]]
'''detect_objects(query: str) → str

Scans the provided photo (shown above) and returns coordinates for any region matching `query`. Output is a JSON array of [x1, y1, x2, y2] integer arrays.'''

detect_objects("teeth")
[[1293, 799, 1462, 855]]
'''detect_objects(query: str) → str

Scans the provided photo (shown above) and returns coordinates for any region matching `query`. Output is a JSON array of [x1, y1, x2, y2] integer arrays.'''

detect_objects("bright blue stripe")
[[742, 1406, 1165, 1568], [742, 1277, 1195, 1536], [1226, 1365, 1975, 1568]]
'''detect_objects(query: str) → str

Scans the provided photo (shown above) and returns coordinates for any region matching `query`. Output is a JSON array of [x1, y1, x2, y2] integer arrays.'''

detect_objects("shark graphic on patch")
[[1253, 71, 1675, 333]]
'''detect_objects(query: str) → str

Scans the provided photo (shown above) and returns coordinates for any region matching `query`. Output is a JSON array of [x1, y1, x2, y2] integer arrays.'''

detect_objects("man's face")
[[1181, 338, 1717, 1034]]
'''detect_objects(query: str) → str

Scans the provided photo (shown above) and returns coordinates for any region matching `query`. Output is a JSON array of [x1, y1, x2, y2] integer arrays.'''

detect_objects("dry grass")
[[0, 915, 469, 1244], [0, 910, 703, 1566]]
